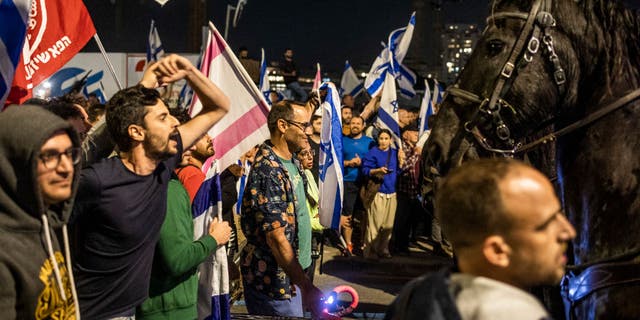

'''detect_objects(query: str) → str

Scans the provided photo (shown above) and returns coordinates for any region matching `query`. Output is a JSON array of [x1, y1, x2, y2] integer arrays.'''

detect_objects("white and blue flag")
[[340, 60, 364, 98], [364, 12, 416, 99], [192, 164, 230, 320], [0, 0, 32, 106], [419, 79, 434, 137], [258, 48, 271, 104], [147, 20, 165, 63], [377, 72, 403, 149], [432, 78, 444, 106], [318, 82, 344, 230]]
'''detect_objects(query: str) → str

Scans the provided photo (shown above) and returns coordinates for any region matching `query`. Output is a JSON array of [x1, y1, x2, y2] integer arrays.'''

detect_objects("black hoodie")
[[0, 106, 81, 319]]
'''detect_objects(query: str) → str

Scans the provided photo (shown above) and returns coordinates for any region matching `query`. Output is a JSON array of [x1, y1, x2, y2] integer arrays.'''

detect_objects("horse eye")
[[486, 39, 505, 56]]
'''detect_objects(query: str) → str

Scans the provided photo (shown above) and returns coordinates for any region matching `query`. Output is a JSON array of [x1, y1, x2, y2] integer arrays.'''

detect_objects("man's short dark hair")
[[435, 158, 521, 249], [401, 121, 419, 134], [55, 93, 89, 109], [341, 105, 352, 111], [106, 85, 161, 152], [46, 101, 84, 121], [267, 100, 295, 133], [351, 114, 364, 124], [87, 103, 106, 123]]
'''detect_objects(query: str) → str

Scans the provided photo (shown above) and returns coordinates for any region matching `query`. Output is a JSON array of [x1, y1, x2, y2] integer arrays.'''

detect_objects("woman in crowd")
[[296, 146, 324, 282], [361, 129, 404, 259]]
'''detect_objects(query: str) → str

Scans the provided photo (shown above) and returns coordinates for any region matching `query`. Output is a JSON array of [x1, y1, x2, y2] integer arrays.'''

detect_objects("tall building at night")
[[441, 23, 479, 83]]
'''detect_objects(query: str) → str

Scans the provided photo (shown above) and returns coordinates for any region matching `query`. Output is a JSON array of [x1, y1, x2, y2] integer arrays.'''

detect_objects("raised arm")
[[140, 54, 230, 149]]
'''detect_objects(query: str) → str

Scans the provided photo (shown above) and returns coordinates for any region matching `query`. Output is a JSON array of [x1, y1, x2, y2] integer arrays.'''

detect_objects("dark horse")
[[424, 0, 640, 318]]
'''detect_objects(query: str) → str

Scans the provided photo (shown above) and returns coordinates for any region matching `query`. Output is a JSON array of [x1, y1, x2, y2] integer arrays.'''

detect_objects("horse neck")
[[560, 1, 640, 109], [552, 2, 640, 266]]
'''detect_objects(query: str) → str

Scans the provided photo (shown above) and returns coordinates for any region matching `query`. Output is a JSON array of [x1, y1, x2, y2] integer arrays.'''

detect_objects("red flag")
[[7, 0, 96, 105]]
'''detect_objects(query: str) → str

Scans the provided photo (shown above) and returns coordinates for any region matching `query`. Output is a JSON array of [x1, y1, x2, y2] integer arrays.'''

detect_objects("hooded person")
[[0, 106, 81, 319]]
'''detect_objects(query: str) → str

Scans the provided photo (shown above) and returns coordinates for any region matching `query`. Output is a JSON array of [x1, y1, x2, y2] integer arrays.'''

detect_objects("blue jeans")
[[243, 284, 303, 317], [287, 81, 308, 102]]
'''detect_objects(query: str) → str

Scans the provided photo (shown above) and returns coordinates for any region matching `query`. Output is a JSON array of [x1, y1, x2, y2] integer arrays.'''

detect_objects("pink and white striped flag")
[[312, 63, 321, 91], [189, 22, 271, 173]]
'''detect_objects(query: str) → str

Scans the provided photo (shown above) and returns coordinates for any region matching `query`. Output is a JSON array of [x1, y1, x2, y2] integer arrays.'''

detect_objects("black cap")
[[401, 121, 419, 133]]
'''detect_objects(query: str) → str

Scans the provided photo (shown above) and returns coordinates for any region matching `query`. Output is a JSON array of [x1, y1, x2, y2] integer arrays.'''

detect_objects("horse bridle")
[[443, 0, 640, 157]]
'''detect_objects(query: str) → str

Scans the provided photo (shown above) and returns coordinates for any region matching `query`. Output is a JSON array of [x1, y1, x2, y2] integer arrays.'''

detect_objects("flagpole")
[[93, 34, 123, 90], [315, 62, 321, 98]]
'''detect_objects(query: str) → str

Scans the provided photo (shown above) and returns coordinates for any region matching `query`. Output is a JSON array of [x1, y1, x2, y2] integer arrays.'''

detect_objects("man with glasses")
[[240, 100, 325, 318], [0, 107, 82, 318]]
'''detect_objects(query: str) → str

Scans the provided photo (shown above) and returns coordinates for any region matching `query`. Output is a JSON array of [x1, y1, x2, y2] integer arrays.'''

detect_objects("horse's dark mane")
[[494, 0, 640, 94], [582, 0, 640, 92]]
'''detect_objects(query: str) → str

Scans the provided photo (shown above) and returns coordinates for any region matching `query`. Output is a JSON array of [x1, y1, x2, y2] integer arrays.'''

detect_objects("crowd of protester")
[[0, 49, 577, 320]]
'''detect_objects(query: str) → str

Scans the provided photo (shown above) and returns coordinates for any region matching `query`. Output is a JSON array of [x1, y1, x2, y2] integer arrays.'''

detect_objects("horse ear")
[[482, 235, 511, 268]]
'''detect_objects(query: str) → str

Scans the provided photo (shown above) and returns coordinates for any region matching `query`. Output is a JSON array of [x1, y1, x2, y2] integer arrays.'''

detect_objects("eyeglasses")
[[285, 119, 310, 131], [298, 149, 315, 158], [39, 147, 81, 169]]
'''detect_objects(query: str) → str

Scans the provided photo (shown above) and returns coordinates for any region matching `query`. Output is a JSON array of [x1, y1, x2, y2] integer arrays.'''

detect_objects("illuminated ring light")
[[322, 285, 359, 319]]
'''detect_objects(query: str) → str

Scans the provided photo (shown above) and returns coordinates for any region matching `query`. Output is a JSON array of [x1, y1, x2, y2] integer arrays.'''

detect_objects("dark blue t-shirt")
[[70, 135, 182, 319]]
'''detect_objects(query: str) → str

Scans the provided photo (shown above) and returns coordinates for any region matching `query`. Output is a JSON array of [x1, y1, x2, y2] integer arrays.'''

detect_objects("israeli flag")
[[340, 60, 364, 98], [364, 12, 416, 99], [377, 72, 403, 149], [147, 20, 165, 63], [318, 82, 344, 230], [192, 164, 230, 320], [259, 48, 271, 104], [364, 44, 390, 98], [419, 79, 434, 137], [0, 0, 32, 106]]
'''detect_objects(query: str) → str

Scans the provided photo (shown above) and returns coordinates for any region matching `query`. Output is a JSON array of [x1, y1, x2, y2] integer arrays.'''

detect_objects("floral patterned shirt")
[[240, 141, 308, 299]]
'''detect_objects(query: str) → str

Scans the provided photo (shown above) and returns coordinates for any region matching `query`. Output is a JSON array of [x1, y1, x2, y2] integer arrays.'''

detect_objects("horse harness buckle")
[[561, 260, 640, 304], [501, 62, 515, 79]]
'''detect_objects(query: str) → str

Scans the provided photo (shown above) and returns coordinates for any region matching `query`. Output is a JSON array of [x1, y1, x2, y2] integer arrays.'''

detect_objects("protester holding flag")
[[136, 175, 231, 319], [361, 129, 405, 260], [70, 54, 230, 319], [240, 101, 324, 318]]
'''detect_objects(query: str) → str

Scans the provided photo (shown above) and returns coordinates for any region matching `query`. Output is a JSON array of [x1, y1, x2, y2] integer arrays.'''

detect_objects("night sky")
[[84, 0, 638, 76], [84, 0, 489, 75]]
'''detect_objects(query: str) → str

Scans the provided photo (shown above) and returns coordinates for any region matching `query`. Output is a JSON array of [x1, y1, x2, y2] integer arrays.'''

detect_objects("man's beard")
[[191, 147, 215, 163], [144, 132, 177, 161]]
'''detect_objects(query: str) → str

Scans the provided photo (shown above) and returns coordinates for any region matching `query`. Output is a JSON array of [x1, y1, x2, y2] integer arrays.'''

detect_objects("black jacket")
[[385, 270, 462, 320]]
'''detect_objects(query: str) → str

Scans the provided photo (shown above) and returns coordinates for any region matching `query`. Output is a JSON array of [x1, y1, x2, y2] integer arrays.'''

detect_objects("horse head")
[[424, 0, 640, 262], [423, 2, 640, 317]]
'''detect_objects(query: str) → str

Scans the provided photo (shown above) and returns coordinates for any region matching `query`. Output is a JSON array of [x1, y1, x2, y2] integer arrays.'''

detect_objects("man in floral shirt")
[[240, 100, 324, 318]]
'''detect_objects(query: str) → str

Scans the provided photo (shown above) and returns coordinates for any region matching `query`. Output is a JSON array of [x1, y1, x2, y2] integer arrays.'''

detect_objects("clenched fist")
[[208, 217, 232, 245]]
